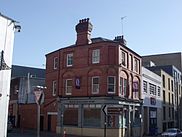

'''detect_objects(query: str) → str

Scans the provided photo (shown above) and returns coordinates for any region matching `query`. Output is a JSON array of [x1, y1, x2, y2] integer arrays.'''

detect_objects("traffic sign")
[[34, 90, 43, 104], [102, 105, 107, 115]]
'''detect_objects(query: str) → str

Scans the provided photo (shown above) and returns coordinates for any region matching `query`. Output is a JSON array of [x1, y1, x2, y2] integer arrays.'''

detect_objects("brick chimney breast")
[[75, 18, 93, 45]]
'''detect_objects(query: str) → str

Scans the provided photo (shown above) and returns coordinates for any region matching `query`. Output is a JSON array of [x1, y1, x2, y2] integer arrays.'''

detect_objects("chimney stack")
[[114, 35, 127, 46], [75, 18, 93, 45]]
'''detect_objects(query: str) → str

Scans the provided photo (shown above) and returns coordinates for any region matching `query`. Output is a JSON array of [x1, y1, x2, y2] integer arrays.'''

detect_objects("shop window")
[[64, 108, 78, 126], [83, 108, 101, 127]]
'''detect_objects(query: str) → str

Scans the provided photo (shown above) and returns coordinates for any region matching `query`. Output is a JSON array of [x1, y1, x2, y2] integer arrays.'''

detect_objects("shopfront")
[[56, 97, 142, 137]]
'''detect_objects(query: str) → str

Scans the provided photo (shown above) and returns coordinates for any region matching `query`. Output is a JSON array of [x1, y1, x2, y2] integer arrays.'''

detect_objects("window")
[[162, 75, 165, 88], [169, 107, 171, 118], [64, 108, 78, 126], [134, 58, 139, 73], [121, 51, 126, 66], [129, 54, 133, 70], [149, 83, 156, 95], [92, 77, 99, 94], [53, 57, 58, 69], [133, 81, 139, 98], [67, 53, 73, 67], [158, 86, 161, 96], [92, 49, 100, 64], [172, 94, 174, 105], [172, 107, 174, 119], [52, 80, 57, 96], [169, 92, 170, 105], [168, 78, 170, 90], [163, 90, 166, 104], [84, 108, 101, 127], [163, 106, 166, 120], [65, 79, 73, 95], [143, 81, 147, 93], [108, 76, 116, 93], [171, 80, 174, 92], [120, 77, 128, 97]]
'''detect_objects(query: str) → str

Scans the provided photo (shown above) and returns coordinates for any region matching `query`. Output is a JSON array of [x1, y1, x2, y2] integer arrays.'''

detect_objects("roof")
[[11, 65, 45, 78], [143, 52, 182, 57], [0, 12, 18, 23], [46, 37, 141, 58]]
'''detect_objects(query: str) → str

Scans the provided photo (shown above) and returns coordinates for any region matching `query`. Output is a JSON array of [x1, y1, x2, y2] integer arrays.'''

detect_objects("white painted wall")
[[0, 15, 15, 137], [142, 67, 162, 108]]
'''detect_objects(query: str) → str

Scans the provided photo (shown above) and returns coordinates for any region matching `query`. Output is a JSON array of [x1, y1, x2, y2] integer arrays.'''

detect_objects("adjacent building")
[[142, 52, 182, 72], [9, 65, 45, 129], [145, 66, 175, 132], [141, 67, 162, 135], [144, 65, 182, 129], [143, 55, 182, 130], [45, 18, 143, 137], [0, 13, 20, 137]]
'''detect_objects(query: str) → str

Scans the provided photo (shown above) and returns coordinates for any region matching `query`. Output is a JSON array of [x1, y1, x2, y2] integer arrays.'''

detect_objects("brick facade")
[[45, 18, 142, 137]]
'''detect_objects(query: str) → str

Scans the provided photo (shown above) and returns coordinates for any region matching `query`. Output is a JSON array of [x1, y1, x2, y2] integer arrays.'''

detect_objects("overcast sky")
[[1, 0, 182, 68]]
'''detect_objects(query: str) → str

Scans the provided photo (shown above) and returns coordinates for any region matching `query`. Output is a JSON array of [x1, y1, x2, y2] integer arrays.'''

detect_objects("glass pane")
[[108, 85, 114, 92], [108, 77, 114, 84], [67, 80, 72, 86], [84, 108, 101, 127], [93, 85, 99, 93], [93, 77, 99, 84]]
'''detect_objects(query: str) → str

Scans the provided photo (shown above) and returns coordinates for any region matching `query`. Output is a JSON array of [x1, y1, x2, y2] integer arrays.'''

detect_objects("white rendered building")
[[142, 67, 162, 135], [0, 13, 20, 137]]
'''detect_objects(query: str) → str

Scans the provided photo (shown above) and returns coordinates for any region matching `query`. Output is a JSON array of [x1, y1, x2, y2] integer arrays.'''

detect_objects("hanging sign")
[[75, 77, 81, 89]]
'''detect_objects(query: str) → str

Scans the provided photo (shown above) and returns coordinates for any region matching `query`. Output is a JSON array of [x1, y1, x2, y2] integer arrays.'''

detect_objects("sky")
[[0, 0, 182, 68]]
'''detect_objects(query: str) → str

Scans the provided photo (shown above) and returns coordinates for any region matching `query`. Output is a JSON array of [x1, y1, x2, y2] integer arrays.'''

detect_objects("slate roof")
[[11, 65, 45, 78]]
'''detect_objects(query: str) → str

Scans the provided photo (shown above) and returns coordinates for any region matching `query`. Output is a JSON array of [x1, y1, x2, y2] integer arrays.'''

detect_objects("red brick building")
[[45, 18, 142, 137]]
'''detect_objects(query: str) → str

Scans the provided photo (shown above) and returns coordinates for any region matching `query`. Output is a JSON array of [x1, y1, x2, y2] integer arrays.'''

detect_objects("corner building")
[[46, 18, 142, 137]]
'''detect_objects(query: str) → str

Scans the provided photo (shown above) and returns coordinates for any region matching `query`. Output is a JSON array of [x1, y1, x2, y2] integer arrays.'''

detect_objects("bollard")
[[63, 129, 66, 137]]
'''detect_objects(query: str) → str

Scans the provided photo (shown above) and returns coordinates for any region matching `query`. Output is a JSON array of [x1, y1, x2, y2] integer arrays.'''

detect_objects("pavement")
[[7, 128, 161, 137], [7, 128, 84, 137]]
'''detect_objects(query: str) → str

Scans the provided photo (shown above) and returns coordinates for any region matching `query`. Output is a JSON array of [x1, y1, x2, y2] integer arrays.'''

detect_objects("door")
[[47, 115, 51, 131], [40, 116, 44, 131]]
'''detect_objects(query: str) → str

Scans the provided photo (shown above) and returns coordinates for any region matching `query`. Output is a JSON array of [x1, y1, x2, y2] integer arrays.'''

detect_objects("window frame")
[[67, 53, 73, 67], [92, 76, 99, 94], [52, 80, 57, 96], [149, 83, 156, 95], [121, 51, 126, 66], [65, 79, 73, 95], [107, 76, 116, 94], [92, 49, 100, 64], [53, 57, 58, 69], [143, 81, 147, 93]]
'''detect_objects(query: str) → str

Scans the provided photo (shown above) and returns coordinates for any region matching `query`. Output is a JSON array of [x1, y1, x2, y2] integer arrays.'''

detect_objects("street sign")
[[102, 105, 107, 115], [34, 90, 43, 105]]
